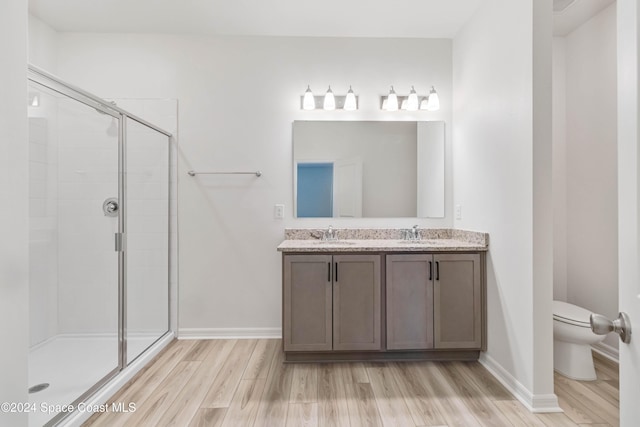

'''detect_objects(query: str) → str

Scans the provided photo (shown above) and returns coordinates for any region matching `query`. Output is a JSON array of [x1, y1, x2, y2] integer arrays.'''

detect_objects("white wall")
[[0, 0, 29, 425], [453, 0, 556, 410], [562, 3, 619, 351], [29, 14, 58, 72], [49, 34, 453, 336], [552, 37, 568, 302]]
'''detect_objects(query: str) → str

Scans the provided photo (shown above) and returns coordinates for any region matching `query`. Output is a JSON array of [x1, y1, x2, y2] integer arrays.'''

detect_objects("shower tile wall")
[[56, 99, 119, 335], [29, 96, 177, 347], [29, 110, 59, 347]]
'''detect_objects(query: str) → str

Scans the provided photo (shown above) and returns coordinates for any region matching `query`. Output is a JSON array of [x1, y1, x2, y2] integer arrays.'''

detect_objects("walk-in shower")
[[27, 65, 174, 426]]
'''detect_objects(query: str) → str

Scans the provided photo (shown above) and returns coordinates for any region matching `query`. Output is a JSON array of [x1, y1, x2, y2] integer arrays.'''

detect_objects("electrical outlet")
[[455, 204, 462, 220], [274, 204, 285, 219]]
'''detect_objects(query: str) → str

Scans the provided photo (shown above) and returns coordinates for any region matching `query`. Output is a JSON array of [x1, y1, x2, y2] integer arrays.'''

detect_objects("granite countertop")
[[277, 228, 489, 253]]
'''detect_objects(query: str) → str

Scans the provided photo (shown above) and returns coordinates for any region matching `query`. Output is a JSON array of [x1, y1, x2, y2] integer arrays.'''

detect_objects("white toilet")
[[553, 300, 605, 381]]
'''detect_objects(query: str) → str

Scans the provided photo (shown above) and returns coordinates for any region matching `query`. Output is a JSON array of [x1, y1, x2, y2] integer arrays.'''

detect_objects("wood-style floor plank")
[[492, 400, 546, 427], [201, 339, 257, 408], [243, 339, 279, 380], [367, 363, 416, 427], [183, 339, 217, 361], [555, 373, 619, 425], [289, 363, 318, 403], [84, 339, 619, 427], [122, 360, 200, 427], [318, 363, 351, 427], [341, 364, 383, 427], [388, 362, 446, 427], [536, 412, 581, 427], [285, 403, 318, 427], [410, 362, 483, 427], [456, 361, 515, 401], [188, 408, 227, 427], [83, 339, 196, 427], [153, 339, 237, 426], [220, 378, 267, 427], [253, 346, 294, 427], [436, 361, 510, 426]]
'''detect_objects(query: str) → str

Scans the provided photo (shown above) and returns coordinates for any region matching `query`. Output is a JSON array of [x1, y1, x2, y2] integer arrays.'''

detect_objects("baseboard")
[[61, 331, 175, 427], [592, 342, 619, 363], [479, 353, 562, 413], [178, 327, 282, 339]]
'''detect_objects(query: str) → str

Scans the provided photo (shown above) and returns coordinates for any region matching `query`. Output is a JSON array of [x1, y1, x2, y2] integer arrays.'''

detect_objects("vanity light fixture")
[[425, 86, 440, 111], [323, 86, 336, 110], [385, 86, 399, 111], [406, 86, 419, 111], [300, 85, 359, 111], [302, 85, 316, 110], [381, 86, 440, 111], [344, 86, 357, 111]]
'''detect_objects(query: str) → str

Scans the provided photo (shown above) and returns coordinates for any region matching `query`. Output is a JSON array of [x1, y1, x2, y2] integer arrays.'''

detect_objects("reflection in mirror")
[[293, 121, 445, 218]]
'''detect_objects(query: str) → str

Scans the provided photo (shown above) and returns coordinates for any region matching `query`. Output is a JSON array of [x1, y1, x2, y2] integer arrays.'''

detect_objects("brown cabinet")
[[283, 255, 332, 351], [386, 254, 434, 350], [283, 254, 381, 352], [386, 253, 483, 351], [433, 253, 482, 349]]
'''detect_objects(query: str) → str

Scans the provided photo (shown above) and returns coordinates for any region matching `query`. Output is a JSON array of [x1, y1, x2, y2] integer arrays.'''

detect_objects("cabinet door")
[[283, 255, 333, 351], [386, 254, 434, 350], [434, 253, 482, 349], [333, 254, 381, 351]]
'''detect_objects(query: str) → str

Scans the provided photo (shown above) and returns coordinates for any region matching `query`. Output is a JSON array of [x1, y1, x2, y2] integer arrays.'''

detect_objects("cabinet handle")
[[334, 262, 338, 282], [328, 262, 331, 282], [429, 261, 433, 280], [435, 261, 440, 281]]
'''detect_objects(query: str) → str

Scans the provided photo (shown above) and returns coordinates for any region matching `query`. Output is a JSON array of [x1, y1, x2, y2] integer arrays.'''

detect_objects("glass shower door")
[[27, 81, 121, 426], [125, 117, 170, 363]]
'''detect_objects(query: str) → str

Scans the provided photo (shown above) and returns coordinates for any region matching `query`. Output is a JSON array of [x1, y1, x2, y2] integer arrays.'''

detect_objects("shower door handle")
[[115, 233, 124, 252]]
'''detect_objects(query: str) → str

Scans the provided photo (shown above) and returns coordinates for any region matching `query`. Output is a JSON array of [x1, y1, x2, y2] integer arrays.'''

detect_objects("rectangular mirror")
[[293, 120, 445, 218]]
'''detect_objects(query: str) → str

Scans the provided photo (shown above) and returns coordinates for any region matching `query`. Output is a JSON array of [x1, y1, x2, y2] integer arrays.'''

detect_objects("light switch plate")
[[455, 204, 462, 220], [274, 204, 284, 219]]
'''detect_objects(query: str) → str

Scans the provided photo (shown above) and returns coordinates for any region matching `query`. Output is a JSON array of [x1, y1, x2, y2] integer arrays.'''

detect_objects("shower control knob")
[[103, 197, 119, 217]]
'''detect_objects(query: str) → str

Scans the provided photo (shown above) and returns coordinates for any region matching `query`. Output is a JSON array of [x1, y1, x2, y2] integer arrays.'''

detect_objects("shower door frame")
[[27, 65, 174, 427]]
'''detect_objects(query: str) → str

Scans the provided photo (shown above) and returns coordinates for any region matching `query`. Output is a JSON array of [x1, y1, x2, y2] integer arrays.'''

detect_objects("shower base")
[[28, 334, 159, 426]]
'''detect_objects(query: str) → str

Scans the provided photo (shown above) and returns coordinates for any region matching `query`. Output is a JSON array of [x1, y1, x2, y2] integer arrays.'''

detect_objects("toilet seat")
[[553, 300, 592, 328]]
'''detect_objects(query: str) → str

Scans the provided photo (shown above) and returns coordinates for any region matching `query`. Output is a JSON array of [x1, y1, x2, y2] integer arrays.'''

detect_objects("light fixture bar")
[[299, 95, 359, 110], [380, 86, 440, 111]]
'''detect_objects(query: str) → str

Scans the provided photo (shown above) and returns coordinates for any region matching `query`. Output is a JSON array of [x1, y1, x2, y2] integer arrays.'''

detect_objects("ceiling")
[[29, 0, 484, 38], [29, 0, 616, 40], [553, 0, 616, 36]]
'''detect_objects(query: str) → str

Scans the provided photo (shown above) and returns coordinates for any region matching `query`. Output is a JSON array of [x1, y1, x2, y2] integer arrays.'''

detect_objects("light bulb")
[[426, 86, 440, 111], [344, 86, 357, 111], [323, 86, 336, 110], [419, 96, 429, 110], [386, 86, 398, 111], [302, 85, 315, 110], [407, 86, 419, 111]]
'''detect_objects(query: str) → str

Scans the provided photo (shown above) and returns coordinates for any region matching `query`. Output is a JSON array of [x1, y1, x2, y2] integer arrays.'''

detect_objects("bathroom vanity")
[[277, 228, 488, 362]]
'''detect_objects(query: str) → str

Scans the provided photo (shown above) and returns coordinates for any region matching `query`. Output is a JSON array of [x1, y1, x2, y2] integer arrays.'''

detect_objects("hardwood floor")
[[84, 340, 619, 427]]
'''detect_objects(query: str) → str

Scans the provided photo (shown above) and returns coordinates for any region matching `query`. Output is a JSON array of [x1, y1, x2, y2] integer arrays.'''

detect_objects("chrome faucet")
[[323, 225, 336, 241], [412, 224, 420, 241]]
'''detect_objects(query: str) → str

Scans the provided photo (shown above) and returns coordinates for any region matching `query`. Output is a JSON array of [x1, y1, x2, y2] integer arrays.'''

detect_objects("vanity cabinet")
[[433, 253, 482, 349], [283, 254, 381, 352], [386, 253, 483, 350]]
